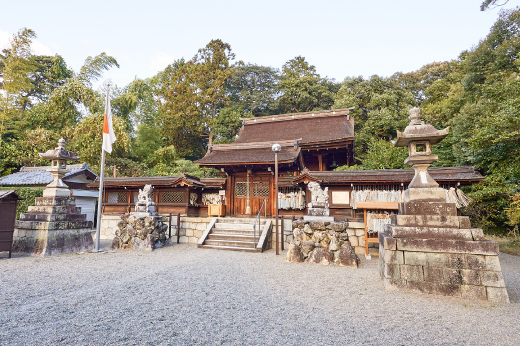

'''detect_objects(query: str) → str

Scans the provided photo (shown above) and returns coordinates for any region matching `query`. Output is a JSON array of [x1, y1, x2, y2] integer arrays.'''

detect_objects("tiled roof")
[[196, 144, 301, 166], [0, 190, 24, 200], [0, 163, 97, 186], [234, 110, 354, 146], [89, 174, 226, 189], [293, 167, 484, 185]]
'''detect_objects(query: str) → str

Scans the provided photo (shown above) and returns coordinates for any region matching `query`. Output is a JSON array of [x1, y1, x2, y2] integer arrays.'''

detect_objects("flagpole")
[[94, 83, 110, 252], [95, 148, 106, 252]]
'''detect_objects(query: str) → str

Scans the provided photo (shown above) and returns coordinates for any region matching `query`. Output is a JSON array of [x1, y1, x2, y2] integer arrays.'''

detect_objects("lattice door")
[[161, 191, 184, 203], [107, 191, 127, 203], [235, 182, 248, 197], [253, 182, 269, 197]]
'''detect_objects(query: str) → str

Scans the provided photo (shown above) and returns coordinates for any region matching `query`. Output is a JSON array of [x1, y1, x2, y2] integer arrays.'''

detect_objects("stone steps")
[[204, 239, 256, 248], [19, 213, 86, 222], [207, 233, 256, 242], [216, 218, 267, 225], [199, 244, 260, 253], [27, 205, 82, 215], [199, 218, 268, 252]]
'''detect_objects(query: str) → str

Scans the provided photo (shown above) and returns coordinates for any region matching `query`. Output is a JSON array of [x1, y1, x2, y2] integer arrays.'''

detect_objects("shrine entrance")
[[232, 174, 272, 216]]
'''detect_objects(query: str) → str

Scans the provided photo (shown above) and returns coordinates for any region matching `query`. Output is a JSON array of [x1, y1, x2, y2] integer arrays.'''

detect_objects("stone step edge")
[[198, 244, 260, 252]]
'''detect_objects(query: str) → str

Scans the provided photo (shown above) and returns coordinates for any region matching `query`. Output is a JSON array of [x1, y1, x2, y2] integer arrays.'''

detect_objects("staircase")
[[198, 218, 272, 252]]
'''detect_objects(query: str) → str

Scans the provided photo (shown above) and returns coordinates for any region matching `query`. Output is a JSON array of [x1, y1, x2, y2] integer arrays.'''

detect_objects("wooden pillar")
[[318, 154, 323, 171]]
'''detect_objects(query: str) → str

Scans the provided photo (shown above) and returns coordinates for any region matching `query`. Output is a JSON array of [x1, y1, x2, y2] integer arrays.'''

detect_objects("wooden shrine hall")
[[195, 109, 356, 216]]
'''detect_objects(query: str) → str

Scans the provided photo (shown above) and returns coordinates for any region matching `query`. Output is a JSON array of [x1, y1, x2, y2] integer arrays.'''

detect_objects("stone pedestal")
[[111, 214, 168, 251], [12, 197, 94, 256], [379, 200, 509, 303]]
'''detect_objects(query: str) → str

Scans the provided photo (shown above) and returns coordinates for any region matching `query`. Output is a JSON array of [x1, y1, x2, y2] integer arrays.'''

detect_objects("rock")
[[337, 242, 359, 268], [309, 222, 326, 231], [301, 241, 315, 257], [161, 224, 169, 232], [329, 222, 348, 232], [307, 247, 333, 265], [320, 238, 330, 249], [292, 220, 306, 229], [144, 217, 155, 227], [303, 224, 313, 234], [293, 229, 311, 242], [155, 240, 164, 249], [111, 237, 121, 249], [329, 235, 341, 251], [311, 231, 326, 243], [286, 243, 304, 263], [134, 219, 145, 230], [117, 220, 128, 229], [127, 225, 137, 237], [314, 242, 322, 248], [159, 232, 166, 242], [144, 234, 155, 252], [338, 233, 349, 241], [138, 228, 149, 240], [122, 234, 131, 244]]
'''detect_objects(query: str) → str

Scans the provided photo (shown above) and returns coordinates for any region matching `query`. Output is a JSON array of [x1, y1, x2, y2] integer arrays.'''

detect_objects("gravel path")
[[1, 243, 519, 346]]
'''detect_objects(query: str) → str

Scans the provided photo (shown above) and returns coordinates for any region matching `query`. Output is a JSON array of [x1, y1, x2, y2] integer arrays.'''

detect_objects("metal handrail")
[[253, 198, 267, 248]]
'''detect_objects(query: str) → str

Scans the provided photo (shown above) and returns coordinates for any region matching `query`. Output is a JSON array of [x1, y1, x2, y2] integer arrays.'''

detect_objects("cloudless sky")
[[0, 0, 515, 89]]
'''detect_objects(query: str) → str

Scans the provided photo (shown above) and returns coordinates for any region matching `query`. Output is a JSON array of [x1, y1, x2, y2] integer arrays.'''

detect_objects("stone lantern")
[[392, 107, 450, 202], [378, 107, 509, 303], [38, 138, 79, 197]]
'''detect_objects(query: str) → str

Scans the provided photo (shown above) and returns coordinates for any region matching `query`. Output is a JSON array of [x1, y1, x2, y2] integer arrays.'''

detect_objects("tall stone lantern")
[[39, 138, 79, 197], [392, 107, 449, 201], [12, 139, 94, 256], [378, 107, 509, 303]]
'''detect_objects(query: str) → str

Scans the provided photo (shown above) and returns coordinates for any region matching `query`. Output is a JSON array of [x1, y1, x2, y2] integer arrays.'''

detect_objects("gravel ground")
[[1, 243, 519, 346]]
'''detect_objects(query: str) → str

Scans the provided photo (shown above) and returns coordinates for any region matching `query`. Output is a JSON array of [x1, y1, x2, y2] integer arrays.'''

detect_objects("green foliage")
[[0, 186, 43, 219], [334, 75, 414, 155], [277, 56, 338, 113], [226, 64, 280, 117], [506, 192, 520, 227], [461, 175, 517, 235], [335, 138, 407, 171], [146, 159, 217, 178]]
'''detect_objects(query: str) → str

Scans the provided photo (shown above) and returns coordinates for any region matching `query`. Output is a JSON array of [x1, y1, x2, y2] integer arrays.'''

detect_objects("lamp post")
[[272, 143, 281, 255]]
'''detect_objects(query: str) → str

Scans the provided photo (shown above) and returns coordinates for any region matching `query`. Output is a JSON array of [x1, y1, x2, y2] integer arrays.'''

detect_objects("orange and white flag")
[[102, 90, 116, 153]]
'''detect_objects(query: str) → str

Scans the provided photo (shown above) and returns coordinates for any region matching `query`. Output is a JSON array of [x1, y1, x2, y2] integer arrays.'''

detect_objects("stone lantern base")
[[378, 200, 509, 303], [12, 197, 94, 256]]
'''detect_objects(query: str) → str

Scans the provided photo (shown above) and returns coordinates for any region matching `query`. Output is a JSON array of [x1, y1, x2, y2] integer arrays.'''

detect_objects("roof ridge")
[[241, 108, 353, 125]]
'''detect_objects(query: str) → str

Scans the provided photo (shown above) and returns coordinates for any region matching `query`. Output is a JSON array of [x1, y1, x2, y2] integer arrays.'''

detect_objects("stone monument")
[[133, 184, 156, 216], [306, 181, 330, 217], [111, 184, 169, 251], [12, 139, 94, 256], [379, 108, 509, 303]]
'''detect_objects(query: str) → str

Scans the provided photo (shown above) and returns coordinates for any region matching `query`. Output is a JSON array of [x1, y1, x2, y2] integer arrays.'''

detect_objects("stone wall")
[[98, 215, 212, 245]]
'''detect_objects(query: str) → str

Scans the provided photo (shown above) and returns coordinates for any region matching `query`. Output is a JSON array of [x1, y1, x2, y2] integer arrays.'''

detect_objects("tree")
[[334, 75, 414, 154], [277, 56, 338, 113], [158, 39, 235, 156], [481, 0, 510, 11], [190, 39, 235, 147], [226, 64, 280, 117]]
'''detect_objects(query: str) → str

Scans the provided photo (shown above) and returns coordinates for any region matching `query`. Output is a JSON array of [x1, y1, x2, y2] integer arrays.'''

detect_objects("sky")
[[0, 0, 515, 90]]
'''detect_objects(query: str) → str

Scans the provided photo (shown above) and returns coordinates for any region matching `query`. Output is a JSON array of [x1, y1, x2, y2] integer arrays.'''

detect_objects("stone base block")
[[12, 228, 94, 256], [398, 201, 458, 216], [404, 188, 446, 202]]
